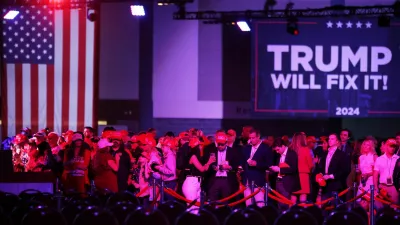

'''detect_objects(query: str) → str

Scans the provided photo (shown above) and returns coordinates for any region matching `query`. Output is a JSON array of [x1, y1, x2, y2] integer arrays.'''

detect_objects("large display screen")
[[252, 18, 400, 118]]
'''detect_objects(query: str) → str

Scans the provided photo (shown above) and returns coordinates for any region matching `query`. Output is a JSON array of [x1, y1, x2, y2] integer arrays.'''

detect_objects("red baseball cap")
[[215, 134, 227, 144]]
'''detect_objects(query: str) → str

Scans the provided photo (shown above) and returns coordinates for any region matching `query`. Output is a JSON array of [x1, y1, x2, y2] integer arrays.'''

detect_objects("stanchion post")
[[265, 170, 270, 206], [55, 177, 62, 211], [200, 191, 205, 208], [251, 181, 255, 205], [353, 182, 357, 208], [160, 181, 165, 204], [370, 185, 375, 225], [55, 177, 60, 193], [153, 179, 157, 210], [264, 183, 269, 206], [90, 180, 96, 196], [332, 191, 339, 207]]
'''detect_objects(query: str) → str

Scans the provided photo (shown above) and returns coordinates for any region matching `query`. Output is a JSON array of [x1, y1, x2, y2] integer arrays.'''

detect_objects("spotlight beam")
[[131, 5, 145, 16], [237, 21, 251, 32], [3, 10, 19, 20]]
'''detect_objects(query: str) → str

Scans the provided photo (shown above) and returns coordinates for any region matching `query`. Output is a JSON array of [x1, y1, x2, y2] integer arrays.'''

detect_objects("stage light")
[[237, 21, 251, 31], [287, 18, 299, 35], [98, 120, 108, 125], [87, 8, 97, 22], [130, 5, 145, 16], [3, 10, 19, 20], [287, 26, 299, 35]]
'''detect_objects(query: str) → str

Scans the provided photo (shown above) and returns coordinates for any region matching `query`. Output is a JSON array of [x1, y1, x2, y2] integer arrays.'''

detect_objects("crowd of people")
[[3, 126, 400, 212]]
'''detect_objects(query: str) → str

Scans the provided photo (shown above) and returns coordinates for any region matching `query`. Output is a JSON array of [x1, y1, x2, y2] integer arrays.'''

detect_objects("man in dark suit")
[[206, 133, 242, 202], [175, 132, 190, 195], [316, 133, 350, 202], [270, 138, 301, 211], [241, 129, 274, 207], [340, 129, 356, 201], [340, 129, 353, 157]]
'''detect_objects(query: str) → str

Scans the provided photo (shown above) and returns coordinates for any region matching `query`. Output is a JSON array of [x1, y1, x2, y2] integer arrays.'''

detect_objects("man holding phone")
[[241, 128, 274, 207], [206, 133, 242, 202]]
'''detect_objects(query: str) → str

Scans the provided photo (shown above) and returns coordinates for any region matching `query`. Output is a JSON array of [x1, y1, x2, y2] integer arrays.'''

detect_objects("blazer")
[[341, 142, 354, 158], [206, 146, 242, 190], [392, 158, 400, 191], [276, 149, 301, 193], [241, 142, 274, 187], [316, 148, 350, 194]]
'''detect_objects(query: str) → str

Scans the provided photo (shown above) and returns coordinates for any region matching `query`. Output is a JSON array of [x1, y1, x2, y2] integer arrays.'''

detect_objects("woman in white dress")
[[357, 139, 378, 209]]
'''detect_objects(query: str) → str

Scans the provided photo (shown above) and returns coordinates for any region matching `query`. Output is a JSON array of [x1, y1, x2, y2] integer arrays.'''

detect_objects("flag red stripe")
[[15, 64, 23, 135], [1, 65, 8, 138], [62, 10, 71, 132], [92, 12, 100, 132], [47, 65, 55, 131], [77, 9, 86, 132], [31, 64, 39, 132]]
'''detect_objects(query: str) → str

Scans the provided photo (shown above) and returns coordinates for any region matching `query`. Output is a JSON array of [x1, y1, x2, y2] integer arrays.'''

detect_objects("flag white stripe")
[[6, 64, 16, 137], [38, 65, 47, 129], [68, 9, 79, 131], [84, 17, 95, 127], [22, 64, 31, 130], [53, 10, 63, 134]]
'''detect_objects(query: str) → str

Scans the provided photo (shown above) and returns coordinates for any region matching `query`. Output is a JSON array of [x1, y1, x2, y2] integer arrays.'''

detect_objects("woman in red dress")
[[63, 133, 91, 195], [290, 132, 314, 202]]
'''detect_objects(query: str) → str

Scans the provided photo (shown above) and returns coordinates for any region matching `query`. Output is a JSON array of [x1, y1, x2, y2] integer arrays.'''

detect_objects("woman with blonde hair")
[[358, 139, 377, 190], [357, 139, 378, 210], [290, 132, 314, 202]]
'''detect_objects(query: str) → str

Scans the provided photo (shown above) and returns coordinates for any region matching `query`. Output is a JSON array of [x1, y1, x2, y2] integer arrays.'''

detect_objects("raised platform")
[[0, 151, 56, 194]]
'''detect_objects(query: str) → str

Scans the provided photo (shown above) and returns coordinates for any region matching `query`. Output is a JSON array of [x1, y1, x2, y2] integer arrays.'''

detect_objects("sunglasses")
[[217, 143, 226, 147]]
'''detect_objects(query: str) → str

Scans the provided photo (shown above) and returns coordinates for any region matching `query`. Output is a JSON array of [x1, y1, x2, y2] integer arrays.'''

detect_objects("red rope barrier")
[[344, 189, 368, 203], [162, 185, 246, 205], [164, 188, 201, 206], [227, 187, 262, 207], [163, 184, 372, 210], [164, 187, 262, 207], [218, 185, 247, 203], [362, 192, 400, 209], [135, 186, 150, 197], [298, 188, 350, 207]]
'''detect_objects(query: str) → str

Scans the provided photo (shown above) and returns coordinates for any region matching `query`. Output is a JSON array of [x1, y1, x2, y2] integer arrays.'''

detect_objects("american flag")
[[2, 5, 98, 137]]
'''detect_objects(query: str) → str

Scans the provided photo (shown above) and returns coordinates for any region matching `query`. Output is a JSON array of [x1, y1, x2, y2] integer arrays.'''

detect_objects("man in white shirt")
[[374, 138, 399, 208]]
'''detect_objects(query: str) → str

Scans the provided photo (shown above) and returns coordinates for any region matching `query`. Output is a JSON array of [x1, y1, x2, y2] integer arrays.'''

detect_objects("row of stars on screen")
[[326, 21, 372, 28]]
